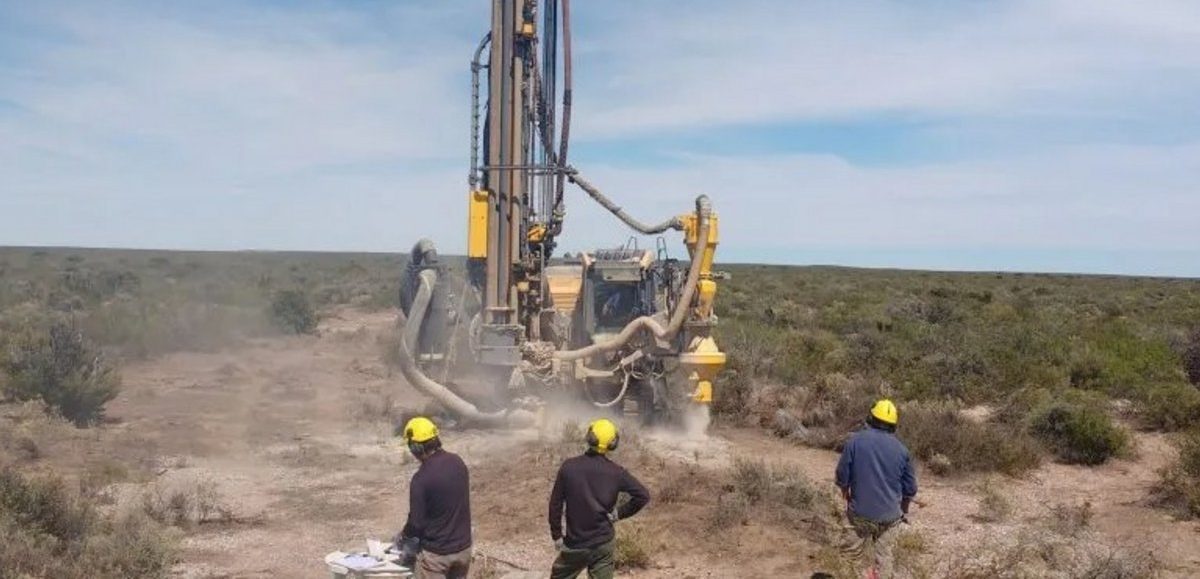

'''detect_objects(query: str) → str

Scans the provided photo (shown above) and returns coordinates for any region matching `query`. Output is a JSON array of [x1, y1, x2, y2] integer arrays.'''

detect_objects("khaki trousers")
[[415, 547, 472, 579], [844, 514, 899, 579]]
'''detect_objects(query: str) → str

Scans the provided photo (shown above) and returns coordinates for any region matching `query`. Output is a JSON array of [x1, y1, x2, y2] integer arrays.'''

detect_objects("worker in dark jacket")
[[395, 416, 472, 579], [835, 399, 917, 579], [548, 418, 650, 579]]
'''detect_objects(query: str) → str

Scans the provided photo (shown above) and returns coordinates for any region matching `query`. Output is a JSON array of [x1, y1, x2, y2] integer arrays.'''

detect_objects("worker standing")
[[548, 418, 650, 579], [394, 416, 472, 579], [834, 400, 917, 579]]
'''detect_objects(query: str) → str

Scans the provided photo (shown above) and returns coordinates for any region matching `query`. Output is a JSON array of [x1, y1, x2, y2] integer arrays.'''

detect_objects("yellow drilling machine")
[[395, 0, 725, 429]]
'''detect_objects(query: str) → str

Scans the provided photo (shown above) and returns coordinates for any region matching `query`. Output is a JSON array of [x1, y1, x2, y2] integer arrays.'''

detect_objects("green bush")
[[729, 459, 819, 512], [1185, 328, 1200, 386], [1, 320, 120, 426], [1138, 382, 1200, 431], [1028, 397, 1129, 465], [0, 468, 175, 578], [901, 403, 1042, 476], [1081, 321, 1185, 397], [1155, 429, 1200, 519], [268, 289, 318, 334]]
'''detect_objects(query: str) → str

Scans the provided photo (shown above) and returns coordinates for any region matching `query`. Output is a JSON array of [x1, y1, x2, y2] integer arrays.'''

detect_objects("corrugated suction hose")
[[397, 268, 534, 427]]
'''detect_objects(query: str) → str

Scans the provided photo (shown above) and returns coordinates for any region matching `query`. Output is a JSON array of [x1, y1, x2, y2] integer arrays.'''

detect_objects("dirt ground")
[[23, 308, 1200, 578]]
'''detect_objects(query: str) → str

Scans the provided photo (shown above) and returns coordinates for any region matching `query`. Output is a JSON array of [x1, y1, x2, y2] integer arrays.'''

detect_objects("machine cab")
[[579, 248, 656, 341]]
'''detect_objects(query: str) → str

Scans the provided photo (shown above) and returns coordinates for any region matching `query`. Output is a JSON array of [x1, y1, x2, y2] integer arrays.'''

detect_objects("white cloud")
[[570, 0, 1200, 136]]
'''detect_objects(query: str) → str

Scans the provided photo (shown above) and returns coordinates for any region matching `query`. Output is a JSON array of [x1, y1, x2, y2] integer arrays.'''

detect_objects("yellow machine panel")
[[467, 189, 489, 259]]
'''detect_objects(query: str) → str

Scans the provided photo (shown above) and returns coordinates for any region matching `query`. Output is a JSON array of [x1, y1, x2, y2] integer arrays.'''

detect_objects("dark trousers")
[[550, 539, 615, 579]]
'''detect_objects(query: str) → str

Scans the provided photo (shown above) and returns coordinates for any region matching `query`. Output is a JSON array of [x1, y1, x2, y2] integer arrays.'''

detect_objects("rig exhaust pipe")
[[397, 267, 534, 427]]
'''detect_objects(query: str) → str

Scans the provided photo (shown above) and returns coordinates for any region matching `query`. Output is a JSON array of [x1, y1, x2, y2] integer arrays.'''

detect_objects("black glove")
[[396, 536, 420, 566]]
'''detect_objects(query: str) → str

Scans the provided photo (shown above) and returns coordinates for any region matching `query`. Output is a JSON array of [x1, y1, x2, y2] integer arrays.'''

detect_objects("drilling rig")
[[396, 0, 724, 428]]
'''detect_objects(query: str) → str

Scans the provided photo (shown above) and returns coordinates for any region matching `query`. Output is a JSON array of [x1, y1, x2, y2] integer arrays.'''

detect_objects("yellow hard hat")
[[586, 418, 620, 454], [870, 399, 898, 425], [403, 416, 439, 443]]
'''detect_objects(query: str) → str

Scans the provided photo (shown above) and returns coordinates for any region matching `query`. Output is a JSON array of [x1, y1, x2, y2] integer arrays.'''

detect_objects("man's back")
[[548, 453, 649, 549], [405, 450, 472, 555], [835, 427, 916, 522]]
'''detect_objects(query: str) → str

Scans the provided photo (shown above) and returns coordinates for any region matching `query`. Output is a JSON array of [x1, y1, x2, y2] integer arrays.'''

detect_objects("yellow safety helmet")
[[870, 399, 898, 426], [403, 416, 439, 444], [586, 418, 620, 454]]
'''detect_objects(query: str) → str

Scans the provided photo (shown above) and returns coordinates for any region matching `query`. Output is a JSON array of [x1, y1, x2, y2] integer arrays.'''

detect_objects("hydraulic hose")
[[397, 268, 534, 427], [585, 371, 631, 408], [554, 0, 573, 209], [568, 171, 684, 235], [553, 194, 713, 362]]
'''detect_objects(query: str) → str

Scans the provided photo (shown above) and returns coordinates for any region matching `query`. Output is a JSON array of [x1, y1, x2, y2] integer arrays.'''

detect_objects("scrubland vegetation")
[[0, 248, 398, 357], [716, 265, 1200, 474], [0, 249, 401, 420], [0, 467, 176, 578], [0, 248, 401, 577], [2, 248, 1199, 576]]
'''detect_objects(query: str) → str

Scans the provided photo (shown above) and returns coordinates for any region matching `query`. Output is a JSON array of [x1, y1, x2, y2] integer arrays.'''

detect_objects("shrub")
[[140, 477, 232, 528], [0, 467, 93, 543], [730, 458, 818, 510], [1, 320, 120, 426], [0, 468, 175, 578], [1028, 397, 1128, 465], [1185, 328, 1200, 386], [901, 403, 1042, 476], [1138, 382, 1200, 431], [1154, 429, 1200, 519], [268, 289, 318, 334], [732, 459, 773, 503]]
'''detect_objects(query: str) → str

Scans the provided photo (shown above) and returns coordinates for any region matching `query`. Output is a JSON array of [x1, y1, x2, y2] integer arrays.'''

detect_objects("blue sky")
[[1, 0, 1198, 277]]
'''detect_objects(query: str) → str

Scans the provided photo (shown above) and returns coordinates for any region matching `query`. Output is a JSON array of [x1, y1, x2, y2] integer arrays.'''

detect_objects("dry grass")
[[140, 476, 234, 528], [972, 478, 1014, 523], [708, 458, 835, 542], [942, 523, 1158, 579], [1153, 429, 1200, 519], [614, 524, 654, 570], [1047, 501, 1094, 538], [894, 529, 933, 579]]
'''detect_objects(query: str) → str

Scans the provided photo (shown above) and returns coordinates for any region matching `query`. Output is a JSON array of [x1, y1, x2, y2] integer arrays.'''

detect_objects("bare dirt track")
[[86, 308, 1200, 578]]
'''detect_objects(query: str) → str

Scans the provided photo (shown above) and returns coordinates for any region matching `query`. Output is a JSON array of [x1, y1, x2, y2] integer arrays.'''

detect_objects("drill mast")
[[472, 0, 566, 369]]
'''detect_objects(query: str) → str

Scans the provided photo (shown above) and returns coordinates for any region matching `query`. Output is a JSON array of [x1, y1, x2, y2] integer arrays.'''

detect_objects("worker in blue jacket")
[[835, 399, 917, 579]]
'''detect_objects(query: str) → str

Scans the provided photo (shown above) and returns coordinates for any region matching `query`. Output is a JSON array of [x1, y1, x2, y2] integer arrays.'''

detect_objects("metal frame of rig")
[[396, 0, 725, 428]]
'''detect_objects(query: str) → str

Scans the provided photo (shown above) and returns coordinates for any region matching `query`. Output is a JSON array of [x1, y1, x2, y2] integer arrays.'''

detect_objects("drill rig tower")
[[397, 0, 725, 427]]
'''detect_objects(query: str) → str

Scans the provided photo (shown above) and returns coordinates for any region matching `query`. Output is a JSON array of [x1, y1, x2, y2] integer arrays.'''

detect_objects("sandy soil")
[[43, 308, 1200, 578]]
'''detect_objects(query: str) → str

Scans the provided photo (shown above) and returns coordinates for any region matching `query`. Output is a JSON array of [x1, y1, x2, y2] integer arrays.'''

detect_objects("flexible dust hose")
[[567, 171, 684, 235], [553, 195, 713, 362], [397, 269, 534, 427]]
